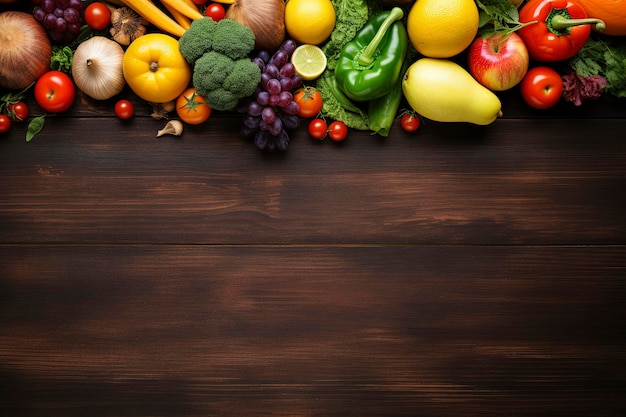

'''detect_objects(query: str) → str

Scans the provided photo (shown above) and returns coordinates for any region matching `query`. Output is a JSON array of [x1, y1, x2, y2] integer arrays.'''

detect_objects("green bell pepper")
[[334, 7, 408, 102]]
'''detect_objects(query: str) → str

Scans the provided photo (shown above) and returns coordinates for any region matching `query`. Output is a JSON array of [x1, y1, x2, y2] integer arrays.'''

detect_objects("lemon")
[[407, 0, 479, 58], [285, 0, 336, 45], [291, 44, 327, 81]]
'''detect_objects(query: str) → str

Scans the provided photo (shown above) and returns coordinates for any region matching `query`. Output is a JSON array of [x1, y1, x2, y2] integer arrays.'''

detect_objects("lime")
[[291, 44, 327, 81]]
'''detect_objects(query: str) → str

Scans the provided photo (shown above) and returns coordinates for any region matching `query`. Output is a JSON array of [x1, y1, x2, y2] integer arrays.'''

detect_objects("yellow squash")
[[122, 33, 191, 103]]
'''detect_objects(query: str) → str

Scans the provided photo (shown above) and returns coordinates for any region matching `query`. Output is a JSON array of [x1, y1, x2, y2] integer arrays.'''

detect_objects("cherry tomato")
[[520, 66, 563, 110], [400, 112, 420, 132], [7, 101, 29, 122], [308, 118, 327, 140], [328, 120, 348, 142], [84, 2, 111, 31], [34, 71, 75, 113], [293, 86, 323, 119], [205, 3, 225, 21], [0, 114, 11, 134], [114, 99, 134, 120], [192, 0, 208, 4], [176, 87, 212, 125]]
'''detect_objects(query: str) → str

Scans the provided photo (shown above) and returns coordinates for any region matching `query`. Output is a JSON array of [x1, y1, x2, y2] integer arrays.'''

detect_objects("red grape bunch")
[[33, 0, 84, 44], [240, 39, 303, 151]]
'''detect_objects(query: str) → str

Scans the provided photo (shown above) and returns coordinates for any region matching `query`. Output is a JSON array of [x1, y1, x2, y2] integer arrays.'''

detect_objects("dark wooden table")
[[1, 77, 625, 417]]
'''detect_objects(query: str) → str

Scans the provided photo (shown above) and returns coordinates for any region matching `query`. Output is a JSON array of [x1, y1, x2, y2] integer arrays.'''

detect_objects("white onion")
[[71, 36, 126, 101]]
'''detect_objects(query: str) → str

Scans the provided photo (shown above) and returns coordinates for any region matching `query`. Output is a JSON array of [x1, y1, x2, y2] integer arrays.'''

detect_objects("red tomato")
[[520, 66, 563, 110], [0, 114, 11, 134], [34, 71, 75, 113], [192, 0, 208, 4], [84, 2, 111, 31], [7, 101, 29, 122], [114, 99, 134, 120], [293, 86, 323, 119], [308, 118, 327, 140], [176, 88, 212, 125], [328, 120, 348, 142], [400, 112, 420, 132], [205, 3, 225, 21]]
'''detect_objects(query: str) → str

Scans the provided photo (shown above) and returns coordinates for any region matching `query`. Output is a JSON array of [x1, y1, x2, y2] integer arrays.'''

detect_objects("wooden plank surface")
[[1, 116, 625, 245], [1, 87, 626, 416], [1, 245, 625, 417]]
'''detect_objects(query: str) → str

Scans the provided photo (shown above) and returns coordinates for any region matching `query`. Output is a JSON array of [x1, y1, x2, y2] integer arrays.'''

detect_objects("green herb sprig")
[[568, 34, 626, 99], [475, 0, 536, 37]]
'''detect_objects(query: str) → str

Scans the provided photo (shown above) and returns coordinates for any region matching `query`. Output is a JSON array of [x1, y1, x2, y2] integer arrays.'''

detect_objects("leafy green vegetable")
[[50, 46, 74, 73], [568, 35, 626, 99], [317, 71, 369, 130], [321, 0, 380, 70]]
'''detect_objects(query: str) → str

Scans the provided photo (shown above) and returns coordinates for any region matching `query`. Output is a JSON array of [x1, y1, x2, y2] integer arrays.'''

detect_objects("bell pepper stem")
[[550, 14, 605, 32], [357, 7, 404, 67]]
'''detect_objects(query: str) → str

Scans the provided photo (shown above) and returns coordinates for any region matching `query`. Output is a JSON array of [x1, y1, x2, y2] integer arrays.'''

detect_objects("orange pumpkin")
[[578, 0, 626, 36]]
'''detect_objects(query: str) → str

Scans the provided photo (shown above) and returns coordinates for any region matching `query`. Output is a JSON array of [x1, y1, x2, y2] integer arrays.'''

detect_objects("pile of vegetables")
[[1, 0, 625, 148]]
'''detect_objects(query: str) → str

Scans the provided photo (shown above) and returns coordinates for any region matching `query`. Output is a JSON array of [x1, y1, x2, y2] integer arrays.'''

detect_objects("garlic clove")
[[156, 120, 184, 137]]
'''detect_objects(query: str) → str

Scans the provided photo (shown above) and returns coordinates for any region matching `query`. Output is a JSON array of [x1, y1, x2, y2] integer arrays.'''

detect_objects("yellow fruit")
[[123, 33, 191, 103], [291, 44, 327, 81], [407, 0, 479, 58], [285, 0, 336, 45], [402, 58, 502, 125]]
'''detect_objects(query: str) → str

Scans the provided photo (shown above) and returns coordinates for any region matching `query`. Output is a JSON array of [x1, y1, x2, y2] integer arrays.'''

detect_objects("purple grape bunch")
[[33, 0, 84, 44], [240, 39, 303, 151]]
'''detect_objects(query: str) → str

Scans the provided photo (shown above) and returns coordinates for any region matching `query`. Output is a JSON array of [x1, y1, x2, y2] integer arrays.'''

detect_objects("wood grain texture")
[[1, 245, 625, 417], [1, 116, 625, 245], [1, 85, 625, 416]]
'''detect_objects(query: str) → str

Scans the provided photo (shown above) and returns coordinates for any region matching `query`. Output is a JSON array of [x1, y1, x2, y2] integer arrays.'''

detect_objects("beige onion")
[[71, 36, 126, 100]]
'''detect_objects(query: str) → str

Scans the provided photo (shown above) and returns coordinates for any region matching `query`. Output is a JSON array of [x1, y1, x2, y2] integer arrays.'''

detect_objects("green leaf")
[[26, 115, 45, 142], [568, 35, 626, 99], [50, 46, 74, 73]]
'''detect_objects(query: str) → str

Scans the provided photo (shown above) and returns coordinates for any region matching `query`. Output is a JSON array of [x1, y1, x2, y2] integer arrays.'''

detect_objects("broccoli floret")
[[179, 17, 218, 65], [193, 52, 261, 111], [193, 52, 232, 95], [180, 17, 260, 111], [211, 19, 256, 60], [224, 59, 262, 99], [205, 90, 239, 113]]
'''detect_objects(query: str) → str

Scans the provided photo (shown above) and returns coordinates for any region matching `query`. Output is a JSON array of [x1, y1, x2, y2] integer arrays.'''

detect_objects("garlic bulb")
[[71, 36, 126, 100]]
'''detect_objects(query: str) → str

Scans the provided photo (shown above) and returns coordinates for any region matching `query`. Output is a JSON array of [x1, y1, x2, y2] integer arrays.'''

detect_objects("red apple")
[[467, 32, 529, 91]]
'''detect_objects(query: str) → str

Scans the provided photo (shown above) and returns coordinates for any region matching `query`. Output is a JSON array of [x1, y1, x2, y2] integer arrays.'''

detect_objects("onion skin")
[[0, 11, 52, 90], [72, 36, 126, 100], [225, 0, 285, 52]]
